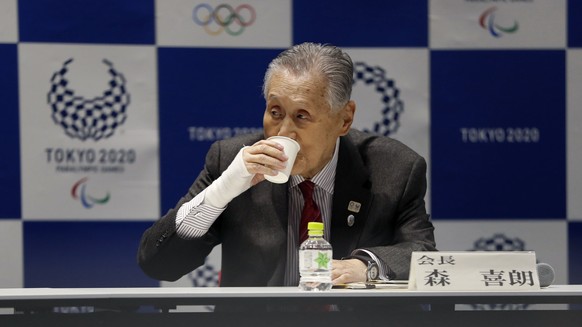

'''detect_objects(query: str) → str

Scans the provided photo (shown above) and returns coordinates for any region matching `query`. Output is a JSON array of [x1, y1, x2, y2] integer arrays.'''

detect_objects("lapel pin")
[[347, 214, 355, 227], [348, 201, 361, 213]]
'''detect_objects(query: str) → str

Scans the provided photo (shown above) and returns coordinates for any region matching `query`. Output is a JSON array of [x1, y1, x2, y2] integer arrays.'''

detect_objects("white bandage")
[[203, 147, 254, 208]]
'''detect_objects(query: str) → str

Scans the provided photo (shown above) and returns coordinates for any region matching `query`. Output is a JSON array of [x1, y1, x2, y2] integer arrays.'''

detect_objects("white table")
[[1, 285, 581, 326]]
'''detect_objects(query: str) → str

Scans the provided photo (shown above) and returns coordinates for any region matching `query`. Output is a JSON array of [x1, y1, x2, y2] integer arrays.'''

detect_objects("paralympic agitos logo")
[[71, 177, 111, 209], [479, 6, 519, 38], [192, 3, 256, 36]]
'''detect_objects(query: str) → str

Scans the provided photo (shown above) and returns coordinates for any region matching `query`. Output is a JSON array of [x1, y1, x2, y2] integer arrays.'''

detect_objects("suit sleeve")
[[136, 142, 224, 282], [365, 156, 436, 280]]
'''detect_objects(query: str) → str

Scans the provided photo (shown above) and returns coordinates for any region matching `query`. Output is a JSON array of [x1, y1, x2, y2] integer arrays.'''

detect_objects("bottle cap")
[[307, 222, 324, 231], [307, 222, 324, 236]]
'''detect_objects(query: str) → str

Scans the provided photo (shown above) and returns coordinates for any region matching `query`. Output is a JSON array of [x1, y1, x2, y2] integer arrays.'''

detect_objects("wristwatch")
[[366, 261, 379, 282], [342, 254, 380, 282]]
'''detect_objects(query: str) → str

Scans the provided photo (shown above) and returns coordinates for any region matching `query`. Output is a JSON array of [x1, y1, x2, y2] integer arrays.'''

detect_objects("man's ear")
[[339, 100, 356, 136]]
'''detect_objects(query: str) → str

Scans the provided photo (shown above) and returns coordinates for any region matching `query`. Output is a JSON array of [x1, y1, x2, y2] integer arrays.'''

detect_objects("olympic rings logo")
[[192, 3, 256, 36]]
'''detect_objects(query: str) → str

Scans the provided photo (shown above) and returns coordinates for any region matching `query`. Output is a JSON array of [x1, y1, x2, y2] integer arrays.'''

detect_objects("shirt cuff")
[[175, 189, 225, 239]]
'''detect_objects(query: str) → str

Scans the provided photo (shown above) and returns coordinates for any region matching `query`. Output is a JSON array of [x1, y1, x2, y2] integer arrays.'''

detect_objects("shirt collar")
[[289, 138, 339, 195]]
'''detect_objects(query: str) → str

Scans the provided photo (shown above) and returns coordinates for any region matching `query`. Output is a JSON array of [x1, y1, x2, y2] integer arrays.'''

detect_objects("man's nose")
[[277, 116, 297, 139]]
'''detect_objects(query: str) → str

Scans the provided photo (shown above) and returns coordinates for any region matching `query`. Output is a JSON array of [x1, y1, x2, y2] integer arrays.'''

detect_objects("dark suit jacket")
[[138, 129, 436, 286]]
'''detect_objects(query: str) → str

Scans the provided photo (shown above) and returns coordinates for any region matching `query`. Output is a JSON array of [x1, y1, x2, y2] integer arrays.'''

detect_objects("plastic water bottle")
[[299, 222, 332, 291]]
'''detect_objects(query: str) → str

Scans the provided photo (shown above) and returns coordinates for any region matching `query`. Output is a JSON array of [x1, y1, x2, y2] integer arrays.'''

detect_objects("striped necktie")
[[298, 180, 322, 243]]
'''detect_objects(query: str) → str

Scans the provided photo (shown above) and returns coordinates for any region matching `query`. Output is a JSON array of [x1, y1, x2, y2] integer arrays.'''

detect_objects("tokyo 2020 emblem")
[[473, 234, 525, 251], [47, 58, 130, 142], [353, 62, 404, 136]]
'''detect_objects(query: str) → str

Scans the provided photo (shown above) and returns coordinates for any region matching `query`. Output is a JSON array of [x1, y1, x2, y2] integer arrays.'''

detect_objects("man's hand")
[[242, 139, 289, 185], [331, 259, 367, 285]]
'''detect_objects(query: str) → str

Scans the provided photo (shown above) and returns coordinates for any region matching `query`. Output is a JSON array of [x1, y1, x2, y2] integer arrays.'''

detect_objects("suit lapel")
[[330, 135, 372, 258], [266, 181, 288, 285], [270, 182, 288, 234], [239, 134, 289, 285]]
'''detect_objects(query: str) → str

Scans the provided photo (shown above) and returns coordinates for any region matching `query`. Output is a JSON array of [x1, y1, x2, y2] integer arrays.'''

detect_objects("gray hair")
[[262, 42, 353, 112]]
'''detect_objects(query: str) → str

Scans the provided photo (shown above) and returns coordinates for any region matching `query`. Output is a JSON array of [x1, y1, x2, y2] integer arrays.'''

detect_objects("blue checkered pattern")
[[0, 0, 580, 288]]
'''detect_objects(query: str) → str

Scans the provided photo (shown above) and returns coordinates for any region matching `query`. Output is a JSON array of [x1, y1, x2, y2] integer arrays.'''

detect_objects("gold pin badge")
[[348, 201, 361, 213]]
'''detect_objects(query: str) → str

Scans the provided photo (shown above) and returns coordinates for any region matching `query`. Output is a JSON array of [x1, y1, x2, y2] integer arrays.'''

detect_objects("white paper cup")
[[264, 136, 300, 184]]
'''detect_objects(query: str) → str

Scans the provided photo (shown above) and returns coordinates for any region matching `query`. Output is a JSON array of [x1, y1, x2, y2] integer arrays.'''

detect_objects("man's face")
[[263, 71, 354, 179]]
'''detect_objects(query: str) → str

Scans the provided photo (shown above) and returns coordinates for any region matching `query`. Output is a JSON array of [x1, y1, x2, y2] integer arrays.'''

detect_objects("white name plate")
[[408, 251, 540, 291]]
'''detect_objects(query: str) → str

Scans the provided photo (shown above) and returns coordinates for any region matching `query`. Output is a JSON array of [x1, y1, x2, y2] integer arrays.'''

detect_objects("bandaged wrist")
[[203, 147, 253, 208]]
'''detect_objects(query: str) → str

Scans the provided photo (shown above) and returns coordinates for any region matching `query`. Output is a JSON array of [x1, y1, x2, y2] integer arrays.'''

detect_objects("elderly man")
[[138, 42, 436, 287]]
